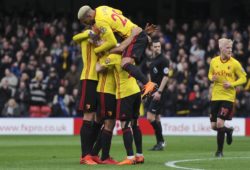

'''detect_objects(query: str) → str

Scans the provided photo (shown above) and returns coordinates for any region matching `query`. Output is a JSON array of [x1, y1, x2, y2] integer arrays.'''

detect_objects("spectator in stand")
[[176, 83, 190, 116], [188, 84, 203, 116], [69, 88, 80, 117], [1, 68, 18, 96], [29, 70, 47, 106], [51, 86, 70, 117], [0, 80, 12, 115], [35, 39, 48, 64], [46, 67, 60, 103], [0, 55, 12, 80], [14, 81, 30, 117], [1, 98, 20, 117], [64, 63, 80, 92]]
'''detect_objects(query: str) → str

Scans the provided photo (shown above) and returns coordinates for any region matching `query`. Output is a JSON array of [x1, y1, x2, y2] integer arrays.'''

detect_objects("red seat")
[[29, 106, 41, 114], [41, 106, 51, 117]]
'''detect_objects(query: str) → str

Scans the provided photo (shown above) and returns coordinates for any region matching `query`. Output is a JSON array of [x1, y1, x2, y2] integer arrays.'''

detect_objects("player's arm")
[[72, 30, 90, 43], [94, 21, 117, 54], [231, 62, 247, 87], [110, 27, 142, 54], [96, 62, 107, 73], [208, 60, 218, 82]]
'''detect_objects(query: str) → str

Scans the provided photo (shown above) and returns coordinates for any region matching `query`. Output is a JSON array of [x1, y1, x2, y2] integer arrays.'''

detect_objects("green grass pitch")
[[0, 135, 250, 170]]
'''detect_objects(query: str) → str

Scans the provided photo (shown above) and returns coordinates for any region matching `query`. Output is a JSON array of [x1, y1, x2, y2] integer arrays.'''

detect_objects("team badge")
[[99, 26, 106, 34]]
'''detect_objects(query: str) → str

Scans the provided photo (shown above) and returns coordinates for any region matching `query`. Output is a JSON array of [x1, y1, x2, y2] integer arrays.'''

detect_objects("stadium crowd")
[[0, 13, 250, 118]]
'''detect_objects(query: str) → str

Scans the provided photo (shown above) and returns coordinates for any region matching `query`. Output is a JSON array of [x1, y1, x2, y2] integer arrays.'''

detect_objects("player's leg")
[[121, 31, 157, 97], [155, 114, 165, 148], [210, 101, 224, 157], [216, 101, 234, 157], [131, 119, 144, 163], [100, 93, 118, 164], [116, 97, 136, 165], [131, 93, 144, 163], [90, 114, 103, 164], [213, 101, 234, 157], [147, 98, 164, 150], [101, 119, 118, 164], [216, 117, 225, 157], [78, 80, 98, 164]]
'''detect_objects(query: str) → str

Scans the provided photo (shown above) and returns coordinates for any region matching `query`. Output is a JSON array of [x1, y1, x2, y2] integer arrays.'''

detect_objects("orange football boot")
[[102, 157, 118, 165], [80, 154, 97, 165], [141, 81, 158, 98], [117, 157, 136, 165]]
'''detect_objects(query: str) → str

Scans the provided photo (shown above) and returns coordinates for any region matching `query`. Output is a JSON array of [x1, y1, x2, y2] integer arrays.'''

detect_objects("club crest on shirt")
[[99, 26, 106, 34], [228, 66, 230, 70]]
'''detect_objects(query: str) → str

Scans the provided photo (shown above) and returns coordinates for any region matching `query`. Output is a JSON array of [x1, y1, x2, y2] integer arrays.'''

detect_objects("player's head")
[[152, 39, 162, 57], [218, 38, 233, 60], [78, 5, 95, 25]]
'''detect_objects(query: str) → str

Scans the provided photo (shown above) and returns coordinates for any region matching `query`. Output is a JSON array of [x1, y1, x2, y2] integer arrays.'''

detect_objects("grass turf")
[[0, 135, 250, 170]]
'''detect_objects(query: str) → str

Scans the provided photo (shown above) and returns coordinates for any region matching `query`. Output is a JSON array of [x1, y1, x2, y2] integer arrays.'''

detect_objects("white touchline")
[[165, 157, 250, 170]]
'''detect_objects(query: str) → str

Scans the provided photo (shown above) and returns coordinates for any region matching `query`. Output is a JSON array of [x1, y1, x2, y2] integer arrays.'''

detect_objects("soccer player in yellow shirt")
[[91, 54, 118, 164], [73, 29, 102, 165], [208, 38, 247, 157], [98, 53, 144, 165], [77, 5, 157, 98]]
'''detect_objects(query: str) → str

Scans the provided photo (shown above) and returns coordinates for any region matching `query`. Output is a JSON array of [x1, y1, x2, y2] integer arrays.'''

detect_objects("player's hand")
[[223, 81, 232, 89], [152, 91, 161, 101], [96, 62, 104, 72], [144, 23, 157, 35]]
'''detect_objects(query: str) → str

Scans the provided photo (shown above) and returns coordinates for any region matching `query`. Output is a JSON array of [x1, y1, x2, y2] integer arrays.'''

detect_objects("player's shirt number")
[[111, 10, 127, 27]]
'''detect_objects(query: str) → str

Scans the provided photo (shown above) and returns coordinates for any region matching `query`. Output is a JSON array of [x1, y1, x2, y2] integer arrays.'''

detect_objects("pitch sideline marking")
[[165, 157, 250, 170]]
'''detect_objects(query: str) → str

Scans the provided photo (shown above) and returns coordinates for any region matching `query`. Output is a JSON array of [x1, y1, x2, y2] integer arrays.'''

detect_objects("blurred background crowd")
[[0, 0, 250, 118]]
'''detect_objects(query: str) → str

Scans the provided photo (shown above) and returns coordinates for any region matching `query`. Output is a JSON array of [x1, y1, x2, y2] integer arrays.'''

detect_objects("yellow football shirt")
[[208, 56, 247, 102], [94, 6, 138, 54], [72, 30, 98, 81], [96, 55, 116, 95], [100, 54, 140, 99]]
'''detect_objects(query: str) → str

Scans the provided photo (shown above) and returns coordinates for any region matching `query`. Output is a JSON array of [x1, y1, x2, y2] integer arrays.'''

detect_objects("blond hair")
[[218, 38, 233, 49]]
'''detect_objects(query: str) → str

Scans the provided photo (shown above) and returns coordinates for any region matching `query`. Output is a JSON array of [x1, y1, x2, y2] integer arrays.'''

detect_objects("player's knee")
[[211, 125, 217, 130], [216, 122, 224, 128], [104, 119, 115, 131], [131, 119, 138, 127], [216, 118, 225, 128], [147, 112, 155, 122], [121, 120, 131, 129], [83, 112, 95, 121]]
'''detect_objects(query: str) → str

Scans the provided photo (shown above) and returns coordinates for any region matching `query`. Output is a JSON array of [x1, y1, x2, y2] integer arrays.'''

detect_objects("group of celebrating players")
[[73, 4, 247, 166], [74, 5, 168, 165]]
